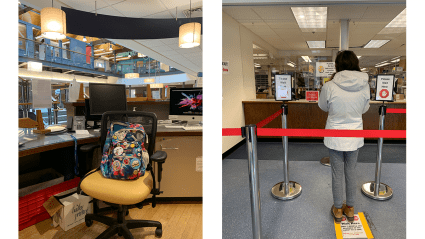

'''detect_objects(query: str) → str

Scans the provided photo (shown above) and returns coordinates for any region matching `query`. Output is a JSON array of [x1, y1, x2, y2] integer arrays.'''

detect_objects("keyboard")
[[182, 126, 203, 131], [164, 125, 184, 129]]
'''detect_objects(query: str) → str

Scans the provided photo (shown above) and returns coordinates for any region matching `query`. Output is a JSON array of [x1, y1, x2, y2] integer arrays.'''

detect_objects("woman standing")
[[318, 50, 370, 223]]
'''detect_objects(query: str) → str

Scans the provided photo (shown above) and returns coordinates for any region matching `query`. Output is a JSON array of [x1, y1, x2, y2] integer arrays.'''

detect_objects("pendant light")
[[83, 36, 87, 42], [179, 0, 201, 48], [109, 43, 113, 51], [151, 62, 163, 88], [41, 0, 67, 40], [144, 57, 155, 83]]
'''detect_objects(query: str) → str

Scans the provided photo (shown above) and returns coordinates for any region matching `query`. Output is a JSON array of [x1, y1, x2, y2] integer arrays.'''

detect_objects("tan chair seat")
[[81, 169, 153, 205]]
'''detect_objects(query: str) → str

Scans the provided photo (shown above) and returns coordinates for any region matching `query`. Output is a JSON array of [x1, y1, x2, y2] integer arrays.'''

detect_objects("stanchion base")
[[320, 157, 331, 167], [271, 181, 302, 201], [361, 181, 393, 201]]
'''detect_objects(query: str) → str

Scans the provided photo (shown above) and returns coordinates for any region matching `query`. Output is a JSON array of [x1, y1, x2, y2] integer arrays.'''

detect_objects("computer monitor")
[[89, 83, 127, 116], [169, 88, 202, 124]]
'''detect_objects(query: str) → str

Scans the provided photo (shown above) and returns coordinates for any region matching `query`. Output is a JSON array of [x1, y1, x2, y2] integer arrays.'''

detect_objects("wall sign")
[[316, 62, 336, 77], [275, 74, 292, 101], [32, 79, 52, 109], [222, 61, 229, 74], [375, 74, 395, 101], [306, 91, 319, 102]]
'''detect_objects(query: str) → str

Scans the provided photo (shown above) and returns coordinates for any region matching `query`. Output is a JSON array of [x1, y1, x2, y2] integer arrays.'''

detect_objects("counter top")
[[19, 125, 201, 157], [243, 99, 406, 104]]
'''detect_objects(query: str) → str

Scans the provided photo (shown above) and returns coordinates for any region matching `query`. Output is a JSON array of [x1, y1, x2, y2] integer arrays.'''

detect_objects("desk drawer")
[[155, 136, 202, 198]]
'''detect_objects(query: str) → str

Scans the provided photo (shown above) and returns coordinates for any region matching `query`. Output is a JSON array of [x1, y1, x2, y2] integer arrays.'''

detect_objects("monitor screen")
[[169, 88, 202, 117], [89, 83, 127, 116], [84, 99, 102, 121]]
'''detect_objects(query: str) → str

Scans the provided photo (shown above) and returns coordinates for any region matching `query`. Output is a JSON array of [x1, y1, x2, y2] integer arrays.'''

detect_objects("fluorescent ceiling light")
[[291, 7, 327, 32], [391, 56, 401, 60], [357, 56, 361, 59], [376, 62, 391, 67], [301, 56, 311, 62], [287, 63, 295, 67], [378, 9, 406, 34], [361, 68, 367, 71], [307, 41, 325, 48], [364, 40, 390, 48], [391, 59, 400, 63]]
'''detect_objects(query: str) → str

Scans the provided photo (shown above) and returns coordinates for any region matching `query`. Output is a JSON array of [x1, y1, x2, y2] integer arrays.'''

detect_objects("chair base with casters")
[[80, 169, 164, 239], [85, 204, 162, 239]]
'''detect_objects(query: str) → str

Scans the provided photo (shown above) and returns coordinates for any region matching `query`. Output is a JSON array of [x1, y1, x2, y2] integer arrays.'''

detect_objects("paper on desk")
[[75, 130, 94, 139]]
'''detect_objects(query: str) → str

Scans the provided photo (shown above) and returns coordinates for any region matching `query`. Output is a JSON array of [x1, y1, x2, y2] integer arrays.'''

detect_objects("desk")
[[19, 125, 203, 199], [19, 129, 100, 157]]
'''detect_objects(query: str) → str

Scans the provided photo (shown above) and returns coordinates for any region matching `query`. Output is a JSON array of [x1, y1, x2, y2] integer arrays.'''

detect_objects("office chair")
[[79, 111, 167, 239]]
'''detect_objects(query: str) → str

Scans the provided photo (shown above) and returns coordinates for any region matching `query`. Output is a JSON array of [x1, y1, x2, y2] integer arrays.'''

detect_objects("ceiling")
[[21, 0, 203, 76], [223, 3, 406, 68]]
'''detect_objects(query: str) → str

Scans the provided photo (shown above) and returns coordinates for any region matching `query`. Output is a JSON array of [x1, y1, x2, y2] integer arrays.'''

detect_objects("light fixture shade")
[[125, 73, 139, 79], [179, 22, 201, 48], [41, 7, 66, 40], [27, 61, 43, 72], [144, 78, 155, 83], [150, 83, 164, 88]]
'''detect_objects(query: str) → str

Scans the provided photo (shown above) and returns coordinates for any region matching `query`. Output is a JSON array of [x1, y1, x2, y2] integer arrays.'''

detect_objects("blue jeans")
[[329, 148, 359, 209]]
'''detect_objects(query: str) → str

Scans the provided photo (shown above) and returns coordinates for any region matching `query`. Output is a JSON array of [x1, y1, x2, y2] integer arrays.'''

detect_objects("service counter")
[[243, 99, 406, 140]]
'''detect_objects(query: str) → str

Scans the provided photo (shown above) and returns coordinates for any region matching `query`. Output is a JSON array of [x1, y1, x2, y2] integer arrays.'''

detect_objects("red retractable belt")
[[222, 128, 406, 138], [386, 108, 406, 114]]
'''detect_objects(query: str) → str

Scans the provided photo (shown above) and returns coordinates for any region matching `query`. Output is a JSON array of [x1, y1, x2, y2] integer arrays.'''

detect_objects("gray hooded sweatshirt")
[[318, 70, 370, 151]]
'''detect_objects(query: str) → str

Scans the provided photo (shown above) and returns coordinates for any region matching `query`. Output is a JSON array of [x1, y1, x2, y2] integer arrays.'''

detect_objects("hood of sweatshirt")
[[332, 70, 369, 92]]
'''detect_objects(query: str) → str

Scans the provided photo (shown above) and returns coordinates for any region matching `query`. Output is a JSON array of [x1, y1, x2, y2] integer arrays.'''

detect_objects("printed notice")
[[32, 79, 52, 109], [306, 91, 319, 101], [196, 156, 202, 172], [222, 61, 229, 74], [316, 62, 336, 77], [275, 75, 292, 101], [340, 214, 367, 238], [376, 75, 395, 101]]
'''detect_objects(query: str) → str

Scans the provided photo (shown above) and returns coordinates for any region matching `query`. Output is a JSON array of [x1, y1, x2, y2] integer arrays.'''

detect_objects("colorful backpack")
[[100, 121, 149, 180]]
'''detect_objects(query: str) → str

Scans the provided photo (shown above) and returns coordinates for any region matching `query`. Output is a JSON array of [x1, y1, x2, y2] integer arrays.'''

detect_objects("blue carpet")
[[225, 142, 406, 164], [222, 160, 406, 239]]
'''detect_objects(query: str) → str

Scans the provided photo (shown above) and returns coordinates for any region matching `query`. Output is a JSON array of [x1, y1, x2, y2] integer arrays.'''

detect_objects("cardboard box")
[[395, 94, 405, 101], [43, 192, 93, 231]]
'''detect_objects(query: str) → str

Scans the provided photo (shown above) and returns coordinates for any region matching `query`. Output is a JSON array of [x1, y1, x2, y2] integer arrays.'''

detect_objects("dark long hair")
[[335, 50, 361, 72]]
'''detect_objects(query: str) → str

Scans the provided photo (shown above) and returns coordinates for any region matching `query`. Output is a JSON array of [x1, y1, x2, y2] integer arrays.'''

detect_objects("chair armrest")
[[151, 151, 167, 164], [79, 143, 100, 153]]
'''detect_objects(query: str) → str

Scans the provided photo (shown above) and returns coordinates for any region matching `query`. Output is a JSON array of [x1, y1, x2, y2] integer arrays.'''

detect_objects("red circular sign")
[[379, 89, 389, 98]]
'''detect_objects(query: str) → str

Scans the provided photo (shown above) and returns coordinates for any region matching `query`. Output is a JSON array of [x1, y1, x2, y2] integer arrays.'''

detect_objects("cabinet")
[[154, 136, 202, 198]]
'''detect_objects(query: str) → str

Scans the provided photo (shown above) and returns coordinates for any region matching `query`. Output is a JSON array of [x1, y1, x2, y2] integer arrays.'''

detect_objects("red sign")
[[306, 91, 319, 101]]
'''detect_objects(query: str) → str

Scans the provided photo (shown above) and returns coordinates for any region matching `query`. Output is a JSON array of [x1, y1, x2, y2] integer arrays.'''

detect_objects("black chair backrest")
[[100, 111, 158, 162]]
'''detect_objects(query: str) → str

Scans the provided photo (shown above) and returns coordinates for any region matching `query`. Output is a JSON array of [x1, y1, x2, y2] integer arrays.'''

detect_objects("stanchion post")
[[374, 105, 386, 196], [281, 104, 290, 195], [241, 125, 261, 239], [271, 104, 302, 200], [361, 104, 393, 200]]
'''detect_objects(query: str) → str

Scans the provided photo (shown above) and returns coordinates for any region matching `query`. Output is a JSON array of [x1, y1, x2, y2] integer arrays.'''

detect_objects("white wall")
[[222, 12, 278, 154]]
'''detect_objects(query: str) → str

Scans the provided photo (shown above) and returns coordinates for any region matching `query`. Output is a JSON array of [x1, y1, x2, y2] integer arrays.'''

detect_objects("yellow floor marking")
[[334, 219, 343, 239], [358, 212, 374, 239]]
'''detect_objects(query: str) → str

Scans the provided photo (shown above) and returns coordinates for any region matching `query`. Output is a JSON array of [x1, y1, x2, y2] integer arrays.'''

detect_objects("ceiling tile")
[[327, 5, 368, 20], [109, 0, 164, 18], [135, 39, 165, 47], [223, 6, 262, 20], [251, 6, 294, 20], [265, 20, 299, 29], [302, 32, 326, 41], [361, 5, 406, 20]]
